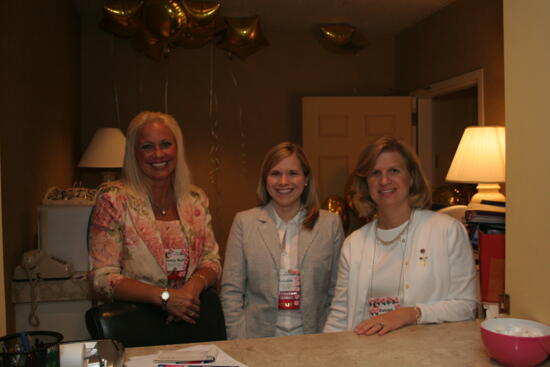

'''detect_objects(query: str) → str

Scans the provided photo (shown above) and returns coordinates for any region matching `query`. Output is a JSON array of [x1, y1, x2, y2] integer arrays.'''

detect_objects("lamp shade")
[[78, 128, 126, 168], [446, 126, 505, 183]]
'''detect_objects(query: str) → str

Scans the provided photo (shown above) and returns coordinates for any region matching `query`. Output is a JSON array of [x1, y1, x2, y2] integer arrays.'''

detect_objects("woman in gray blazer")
[[221, 142, 345, 339]]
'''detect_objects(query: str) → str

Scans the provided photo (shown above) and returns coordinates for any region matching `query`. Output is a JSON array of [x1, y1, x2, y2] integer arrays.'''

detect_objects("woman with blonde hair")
[[324, 136, 477, 335], [88, 111, 223, 342], [221, 142, 344, 339]]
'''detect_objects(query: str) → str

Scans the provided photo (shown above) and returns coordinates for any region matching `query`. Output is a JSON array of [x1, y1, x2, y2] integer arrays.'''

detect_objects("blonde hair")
[[349, 136, 431, 220], [257, 142, 319, 230], [121, 111, 192, 202]]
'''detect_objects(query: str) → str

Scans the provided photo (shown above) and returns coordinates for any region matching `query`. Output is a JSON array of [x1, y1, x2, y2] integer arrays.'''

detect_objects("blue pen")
[[19, 332, 30, 353]]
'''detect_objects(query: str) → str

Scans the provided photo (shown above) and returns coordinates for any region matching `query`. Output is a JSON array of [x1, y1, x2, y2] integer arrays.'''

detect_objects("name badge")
[[165, 248, 188, 280], [278, 269, 301, 310], [368, 296, 401, 316]]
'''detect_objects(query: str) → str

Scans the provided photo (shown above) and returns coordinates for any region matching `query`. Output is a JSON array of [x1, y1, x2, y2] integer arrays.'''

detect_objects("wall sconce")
[[446, 126, 505, 209], [78, 128, 126, 183]]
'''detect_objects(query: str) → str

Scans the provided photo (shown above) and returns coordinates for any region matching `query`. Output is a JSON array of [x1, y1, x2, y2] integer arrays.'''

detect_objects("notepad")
[[154, 346, 218, 364]]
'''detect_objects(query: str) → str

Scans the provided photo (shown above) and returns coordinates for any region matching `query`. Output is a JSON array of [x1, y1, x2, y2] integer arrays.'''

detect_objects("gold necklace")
[[375, 210, 414, 246], [149, 192, 170, 216], [150, 201, 167, 216]]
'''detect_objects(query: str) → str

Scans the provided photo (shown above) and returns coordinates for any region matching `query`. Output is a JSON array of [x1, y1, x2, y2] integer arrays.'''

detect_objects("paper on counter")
[[125, 344, 247, 367]]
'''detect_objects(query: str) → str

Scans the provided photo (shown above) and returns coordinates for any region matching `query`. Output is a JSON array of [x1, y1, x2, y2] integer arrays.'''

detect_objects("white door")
[[302, 96, 413, 204]]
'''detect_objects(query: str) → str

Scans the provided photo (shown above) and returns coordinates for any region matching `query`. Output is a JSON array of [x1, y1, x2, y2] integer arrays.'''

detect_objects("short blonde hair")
[[349, 136, 431, 220], [257, 142, 320, 230], [121, 111, 192, 202]]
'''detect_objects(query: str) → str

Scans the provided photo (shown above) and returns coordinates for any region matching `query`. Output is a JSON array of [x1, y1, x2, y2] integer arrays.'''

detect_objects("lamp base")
[[100, 170, 119, 183], [467, 183, 505, 210]]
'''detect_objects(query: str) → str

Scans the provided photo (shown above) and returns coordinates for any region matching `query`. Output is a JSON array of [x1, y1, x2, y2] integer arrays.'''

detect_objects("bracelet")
[[192, 273, 208, 290], [414, 306, 422, 323]]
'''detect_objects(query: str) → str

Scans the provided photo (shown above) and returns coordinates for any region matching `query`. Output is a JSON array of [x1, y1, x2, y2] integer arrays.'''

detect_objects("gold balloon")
[[183, 1, 221, 26], [174, 1, 226, 49], [324, 195, 349, 232], [319, 23, 368, 54], [217, 16, 269, 60], [320, 24, 355, 46], [101, 0, 144, 37], [132, 28, 172, 61], [173, 31, 212, 48], [142, 0, 187, 41], [433, 184, 476, 206]]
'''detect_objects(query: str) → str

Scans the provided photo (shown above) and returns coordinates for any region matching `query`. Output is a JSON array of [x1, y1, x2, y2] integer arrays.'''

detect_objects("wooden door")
[[302, 96, 413, 204]]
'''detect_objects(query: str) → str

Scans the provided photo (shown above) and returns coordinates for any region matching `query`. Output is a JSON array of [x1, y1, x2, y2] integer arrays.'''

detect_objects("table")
[[127, 320, 549, 366]]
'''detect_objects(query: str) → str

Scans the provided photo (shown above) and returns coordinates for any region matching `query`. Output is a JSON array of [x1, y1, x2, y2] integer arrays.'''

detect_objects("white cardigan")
[[323, 209, 477, 332]]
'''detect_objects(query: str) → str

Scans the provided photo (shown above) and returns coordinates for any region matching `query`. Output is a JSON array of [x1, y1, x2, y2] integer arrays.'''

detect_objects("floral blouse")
[[88, 182, 221, 300]]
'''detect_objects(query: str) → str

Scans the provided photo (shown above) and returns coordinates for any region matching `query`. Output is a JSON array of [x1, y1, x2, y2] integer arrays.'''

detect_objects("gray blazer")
[[221, 206, 344, 339]]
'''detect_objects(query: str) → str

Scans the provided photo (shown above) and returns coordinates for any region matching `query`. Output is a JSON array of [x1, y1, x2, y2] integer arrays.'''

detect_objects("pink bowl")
[[481, 318, 550, 367]]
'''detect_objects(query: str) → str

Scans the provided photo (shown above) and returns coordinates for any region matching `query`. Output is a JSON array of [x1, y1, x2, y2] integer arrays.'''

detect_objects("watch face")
[[161, 290, 170, 301]]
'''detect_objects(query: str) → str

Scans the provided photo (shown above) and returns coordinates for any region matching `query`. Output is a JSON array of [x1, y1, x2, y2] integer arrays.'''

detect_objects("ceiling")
[[203, 0, 456, 35], [79, 0, 456, 37]]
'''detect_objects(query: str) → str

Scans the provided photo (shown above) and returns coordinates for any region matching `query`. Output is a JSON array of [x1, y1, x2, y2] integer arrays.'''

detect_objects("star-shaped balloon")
[[217, 16, 269, 60], [174, 0, 226, 49]]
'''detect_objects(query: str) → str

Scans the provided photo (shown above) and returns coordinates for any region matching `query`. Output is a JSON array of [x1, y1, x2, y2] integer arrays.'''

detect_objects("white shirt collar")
[[268, 202, 304, 229]]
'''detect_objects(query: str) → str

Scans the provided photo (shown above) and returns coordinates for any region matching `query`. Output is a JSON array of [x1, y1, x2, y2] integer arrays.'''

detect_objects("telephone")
[[13, 249, 73, 280]]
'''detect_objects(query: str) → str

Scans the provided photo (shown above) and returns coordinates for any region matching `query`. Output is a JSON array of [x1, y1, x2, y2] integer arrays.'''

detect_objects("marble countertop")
[[126, 320, 550, 366]]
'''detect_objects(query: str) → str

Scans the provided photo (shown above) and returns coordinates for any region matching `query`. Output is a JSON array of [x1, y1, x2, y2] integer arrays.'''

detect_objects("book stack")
[[466, 201, 505, 249]]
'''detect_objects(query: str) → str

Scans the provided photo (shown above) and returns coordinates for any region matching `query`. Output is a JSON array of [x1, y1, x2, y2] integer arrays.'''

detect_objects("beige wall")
[[395, 0, 504, 126], [79, 6, 396, 254], [504, 0, 550, 323], [0, 0, 81, 331]]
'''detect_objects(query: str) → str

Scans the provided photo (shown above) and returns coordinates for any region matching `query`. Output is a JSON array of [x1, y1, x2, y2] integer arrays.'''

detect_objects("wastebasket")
[[0, 331, 63, 367]]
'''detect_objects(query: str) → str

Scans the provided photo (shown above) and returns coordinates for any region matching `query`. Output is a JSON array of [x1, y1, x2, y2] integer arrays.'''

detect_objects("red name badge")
[[278, 269, 301, 310]]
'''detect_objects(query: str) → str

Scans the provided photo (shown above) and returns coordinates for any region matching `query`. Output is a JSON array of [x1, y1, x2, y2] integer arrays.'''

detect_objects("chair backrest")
[[85, 288, 226, 348], [437, 205, 468, 223]]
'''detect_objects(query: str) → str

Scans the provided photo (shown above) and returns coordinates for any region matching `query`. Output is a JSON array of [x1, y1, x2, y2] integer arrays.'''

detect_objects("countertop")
[[126, 320, 550, 366]]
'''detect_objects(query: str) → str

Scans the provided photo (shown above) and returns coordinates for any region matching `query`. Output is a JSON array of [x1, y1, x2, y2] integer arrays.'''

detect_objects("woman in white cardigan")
[[323, 136, 477, 336]]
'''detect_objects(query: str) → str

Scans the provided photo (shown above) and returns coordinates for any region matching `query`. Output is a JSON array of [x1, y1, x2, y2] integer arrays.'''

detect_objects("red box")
[[478, 230, 505, 303]]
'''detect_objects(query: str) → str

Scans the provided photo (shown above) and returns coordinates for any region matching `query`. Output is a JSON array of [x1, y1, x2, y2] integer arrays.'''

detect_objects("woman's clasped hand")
[[354, 307, 417, 336], [164, 285, 202, 324]]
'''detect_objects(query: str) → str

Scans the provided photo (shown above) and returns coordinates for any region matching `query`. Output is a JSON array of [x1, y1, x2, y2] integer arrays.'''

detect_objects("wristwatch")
[[160, 288, 170, 311]]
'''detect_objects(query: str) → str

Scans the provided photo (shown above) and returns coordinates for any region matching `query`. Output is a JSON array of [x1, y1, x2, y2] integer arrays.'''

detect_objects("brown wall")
[[395, 0, 504, 126], [0, 0, 81, 331], [79, 6, 396, 254]]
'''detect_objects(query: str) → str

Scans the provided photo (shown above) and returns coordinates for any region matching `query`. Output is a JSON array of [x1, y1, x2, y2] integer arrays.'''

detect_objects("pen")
[[19, 332, 30, 353], [155, 362, 214, 366]]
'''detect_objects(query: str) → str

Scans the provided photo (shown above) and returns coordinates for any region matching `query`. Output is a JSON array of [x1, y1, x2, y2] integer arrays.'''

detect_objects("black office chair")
[[85, 288, 227, 348]]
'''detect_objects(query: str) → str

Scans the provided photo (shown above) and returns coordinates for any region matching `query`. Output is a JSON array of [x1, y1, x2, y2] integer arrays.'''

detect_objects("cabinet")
[[12, 275, 92, 341]]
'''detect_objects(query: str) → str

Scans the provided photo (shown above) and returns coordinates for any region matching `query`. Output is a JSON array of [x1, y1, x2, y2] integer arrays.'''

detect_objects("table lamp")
[[78, 128, 126, 182], [446, 126, 505, 209]]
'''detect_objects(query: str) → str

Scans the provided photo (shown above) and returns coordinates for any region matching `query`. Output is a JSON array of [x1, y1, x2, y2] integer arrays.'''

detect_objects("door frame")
[[0, 150, 5, 335], [412, 69, 485, 184]]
